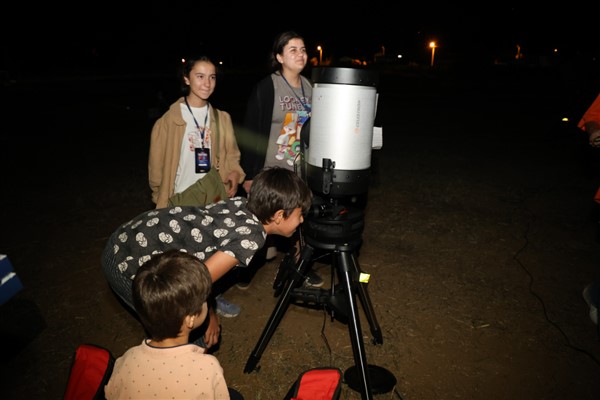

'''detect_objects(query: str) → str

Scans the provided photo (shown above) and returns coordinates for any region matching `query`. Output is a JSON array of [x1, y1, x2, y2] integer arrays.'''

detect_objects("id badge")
[[195, 148, 211, 173]]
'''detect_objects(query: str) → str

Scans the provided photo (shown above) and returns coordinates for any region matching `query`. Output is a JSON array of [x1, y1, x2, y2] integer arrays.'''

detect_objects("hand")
[[590, 130, 600, 148], [203, 308, 221, 348], [243, 180, 253, 194], [224, 179, 238, 197], [224, 172, 240, 197]]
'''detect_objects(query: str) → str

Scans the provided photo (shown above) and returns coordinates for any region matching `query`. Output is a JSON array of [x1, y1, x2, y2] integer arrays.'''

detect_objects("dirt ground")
[[2, 63, 600, 399]]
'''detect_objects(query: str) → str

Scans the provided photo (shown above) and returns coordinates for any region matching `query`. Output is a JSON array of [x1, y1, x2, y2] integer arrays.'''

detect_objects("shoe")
[[191, 336, 207, 348], [583, 282, 599, 325], [236, 281, 251, 290], [266, 246, 278, 261], [215, 294, 241, 318], [304, 270, 324, 288]]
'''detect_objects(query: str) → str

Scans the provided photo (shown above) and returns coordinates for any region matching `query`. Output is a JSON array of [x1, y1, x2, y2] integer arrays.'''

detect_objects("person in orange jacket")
[[578, 92, 600, 328], [578, 92, 600, 202]]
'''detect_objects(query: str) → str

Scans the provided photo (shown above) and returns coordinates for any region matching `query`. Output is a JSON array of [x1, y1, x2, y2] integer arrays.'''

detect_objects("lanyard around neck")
[[280, 73, 311, 114], [184, 97, 209, 147]]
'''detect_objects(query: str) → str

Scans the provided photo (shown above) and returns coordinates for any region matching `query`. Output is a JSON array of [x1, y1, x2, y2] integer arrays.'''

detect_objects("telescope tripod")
[[244, 231, 394, 400]]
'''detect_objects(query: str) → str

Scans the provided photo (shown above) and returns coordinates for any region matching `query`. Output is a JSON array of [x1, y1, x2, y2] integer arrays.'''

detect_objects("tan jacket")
[[148, 97, 245, 208]]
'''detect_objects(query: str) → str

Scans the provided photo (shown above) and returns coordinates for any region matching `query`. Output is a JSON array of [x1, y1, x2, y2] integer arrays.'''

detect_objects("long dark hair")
[[269, 31, 305, 72]]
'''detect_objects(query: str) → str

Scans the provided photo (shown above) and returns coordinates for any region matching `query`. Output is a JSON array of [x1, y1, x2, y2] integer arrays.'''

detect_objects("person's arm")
[[204, 251, 239, 282], [203, 306, 221, 349], [148, 117, 167, 205], [215, 110, 245, 196], [201, 251, 241, 348]]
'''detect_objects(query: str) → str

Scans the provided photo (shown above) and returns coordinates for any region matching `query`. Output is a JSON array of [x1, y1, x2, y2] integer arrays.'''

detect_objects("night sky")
[[2, 3, 597, 76]]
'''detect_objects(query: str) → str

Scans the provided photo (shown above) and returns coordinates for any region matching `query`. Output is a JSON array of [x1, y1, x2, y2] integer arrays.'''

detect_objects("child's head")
[[132, 250, 212, 341], [247, 167, 312, 224]]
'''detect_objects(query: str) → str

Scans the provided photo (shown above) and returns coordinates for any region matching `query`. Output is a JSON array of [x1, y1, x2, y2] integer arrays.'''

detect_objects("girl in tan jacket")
[[148, 55, 245, 209]]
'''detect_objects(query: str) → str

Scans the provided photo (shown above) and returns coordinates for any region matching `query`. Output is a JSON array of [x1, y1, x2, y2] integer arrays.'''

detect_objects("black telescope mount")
[[243, 199, 396, 399]]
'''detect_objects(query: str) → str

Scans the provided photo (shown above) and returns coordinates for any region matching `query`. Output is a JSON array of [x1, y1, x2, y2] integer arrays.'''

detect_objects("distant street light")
[[317, 46, 323, 65], [429, 41, 437, 67]]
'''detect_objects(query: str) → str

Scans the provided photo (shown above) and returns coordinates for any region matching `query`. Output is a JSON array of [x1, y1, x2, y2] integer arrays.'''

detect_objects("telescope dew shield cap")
[[305, 67, 378, 197]]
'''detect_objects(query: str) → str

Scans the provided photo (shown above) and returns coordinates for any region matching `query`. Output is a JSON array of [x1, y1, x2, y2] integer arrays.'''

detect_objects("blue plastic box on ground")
[[0, 254, 24, 305]]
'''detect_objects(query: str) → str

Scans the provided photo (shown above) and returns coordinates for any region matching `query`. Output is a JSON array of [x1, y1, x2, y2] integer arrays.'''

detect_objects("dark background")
[[2, 4, 598, 78]]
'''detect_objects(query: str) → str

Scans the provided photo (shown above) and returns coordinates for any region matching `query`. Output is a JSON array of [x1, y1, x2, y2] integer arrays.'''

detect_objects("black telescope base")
[[345, 364, 397, 396], [243, 236, 396, 400]]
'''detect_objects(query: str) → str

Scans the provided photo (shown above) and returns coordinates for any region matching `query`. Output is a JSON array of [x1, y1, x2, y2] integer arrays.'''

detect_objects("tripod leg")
[[244, 245, 315, 373], [336, 250, 373, 400], [351, 253, 383, 344]]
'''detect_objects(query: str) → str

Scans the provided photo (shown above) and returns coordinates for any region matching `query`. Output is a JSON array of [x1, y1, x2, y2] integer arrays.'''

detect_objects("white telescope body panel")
[[307, 83, 377, 171]]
